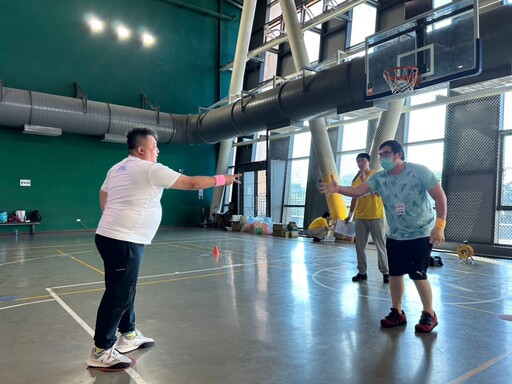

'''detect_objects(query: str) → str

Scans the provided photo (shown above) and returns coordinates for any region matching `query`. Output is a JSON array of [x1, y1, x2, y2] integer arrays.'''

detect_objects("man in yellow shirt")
[[308, 211, 331, 242], [345, 153, 389, 283]]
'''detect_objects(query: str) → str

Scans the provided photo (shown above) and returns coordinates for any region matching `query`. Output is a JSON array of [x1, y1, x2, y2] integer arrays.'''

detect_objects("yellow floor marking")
[[57, 250, 104, 275]]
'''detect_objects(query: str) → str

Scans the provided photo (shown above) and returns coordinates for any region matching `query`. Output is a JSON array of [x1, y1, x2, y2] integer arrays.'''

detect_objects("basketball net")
[[383, 66, 419, 95]]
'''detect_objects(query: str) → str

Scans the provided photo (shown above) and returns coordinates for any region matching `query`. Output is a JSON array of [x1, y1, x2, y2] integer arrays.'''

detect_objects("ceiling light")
[[142, 33, 155, 47], [116, 25, 131, 40], [89, 17, 104, 33]]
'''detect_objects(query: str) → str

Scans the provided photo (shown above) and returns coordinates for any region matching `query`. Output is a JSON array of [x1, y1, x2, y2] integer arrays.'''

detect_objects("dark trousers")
[[93, 234, 144, 349]]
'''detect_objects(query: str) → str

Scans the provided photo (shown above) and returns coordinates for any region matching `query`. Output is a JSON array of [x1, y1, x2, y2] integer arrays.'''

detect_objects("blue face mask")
[[380, 157, 395, 171]]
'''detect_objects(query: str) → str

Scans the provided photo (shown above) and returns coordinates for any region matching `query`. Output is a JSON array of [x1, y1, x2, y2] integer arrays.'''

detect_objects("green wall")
[[0, 0, 240, 233]]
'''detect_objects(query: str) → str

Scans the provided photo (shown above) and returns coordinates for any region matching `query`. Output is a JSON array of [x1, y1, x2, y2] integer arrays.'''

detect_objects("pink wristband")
[[214, 174, 226, 187]]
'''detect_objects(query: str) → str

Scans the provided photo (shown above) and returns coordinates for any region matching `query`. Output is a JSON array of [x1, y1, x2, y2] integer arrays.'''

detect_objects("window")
[[503, 92, 512, 131], [304, 0, 323, 22], [347, 3, 377, 47], [497, 135, 512, 244], [223, 146, 238, 210], [433, 0, 452, 7], [265, 1, 283, 43], [291, 131, 311, 158], [339, 153, 359, 186], [501, 135, 512, 206], [407, 89, 447, 142], [283, 159, 309, 228], [336, 120, 369, 208], [262, 51, 278, 82], [341, 120, 368, 151], [406, 142, 444, 181], [304, 30, 321, 63], [254, 131, 268, 161], [282, 132, 311, 227]]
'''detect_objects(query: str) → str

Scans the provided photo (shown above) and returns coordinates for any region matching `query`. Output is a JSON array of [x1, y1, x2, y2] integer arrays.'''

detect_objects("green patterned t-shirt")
[[365, 163, 439, 240]]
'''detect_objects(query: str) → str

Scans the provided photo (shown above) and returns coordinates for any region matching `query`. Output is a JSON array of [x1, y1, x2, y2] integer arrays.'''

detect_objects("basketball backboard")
[[365, 0, 481, 100]]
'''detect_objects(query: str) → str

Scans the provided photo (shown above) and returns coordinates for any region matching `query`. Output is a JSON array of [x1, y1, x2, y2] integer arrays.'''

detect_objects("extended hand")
[[225, 173, 242, 185], [318, 175, 339, 197]]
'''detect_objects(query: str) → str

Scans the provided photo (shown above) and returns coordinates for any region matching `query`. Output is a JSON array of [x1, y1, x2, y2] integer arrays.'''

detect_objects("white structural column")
[[210, 0, 257, 219], [369, 99, 405, 170], [279, 0, 347, 220]]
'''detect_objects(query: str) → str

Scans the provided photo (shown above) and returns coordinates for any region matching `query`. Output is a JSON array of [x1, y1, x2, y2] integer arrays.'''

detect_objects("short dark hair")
[[322, 211, 330, 218], [356, 153, 371, 161], [379, 140, 405, 160], [126, 127, 158, 152]]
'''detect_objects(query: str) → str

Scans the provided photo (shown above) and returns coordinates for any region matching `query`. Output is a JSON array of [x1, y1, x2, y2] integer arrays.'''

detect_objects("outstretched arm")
[[171, 173, 241, 191], [318, 175, 371, 198]]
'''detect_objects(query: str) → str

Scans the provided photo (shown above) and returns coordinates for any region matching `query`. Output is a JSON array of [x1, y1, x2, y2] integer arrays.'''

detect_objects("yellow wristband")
[[434, 218, 446, 230]]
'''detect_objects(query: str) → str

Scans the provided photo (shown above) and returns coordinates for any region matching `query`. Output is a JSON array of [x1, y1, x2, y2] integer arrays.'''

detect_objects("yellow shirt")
[[308, 217, 329, 229], [352, 170, 384, 220]]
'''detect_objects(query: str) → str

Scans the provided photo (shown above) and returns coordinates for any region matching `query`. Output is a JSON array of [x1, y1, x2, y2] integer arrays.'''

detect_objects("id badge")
[[395, 202, 406, 215]]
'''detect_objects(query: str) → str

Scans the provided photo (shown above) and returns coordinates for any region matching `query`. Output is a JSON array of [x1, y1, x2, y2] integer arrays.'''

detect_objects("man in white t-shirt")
[[87, 127, 241, 370]]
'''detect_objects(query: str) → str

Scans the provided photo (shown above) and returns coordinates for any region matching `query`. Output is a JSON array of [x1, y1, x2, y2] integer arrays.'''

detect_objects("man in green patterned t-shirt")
[[319, 140, 447, 333]]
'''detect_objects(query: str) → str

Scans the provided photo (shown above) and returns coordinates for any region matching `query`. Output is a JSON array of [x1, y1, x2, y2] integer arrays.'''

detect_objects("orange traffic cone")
[[213, 246, 220, 257]]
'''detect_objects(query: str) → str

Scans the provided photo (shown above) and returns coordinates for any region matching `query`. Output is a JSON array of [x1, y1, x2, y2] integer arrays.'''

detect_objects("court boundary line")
[[46, 288, 149, 384]]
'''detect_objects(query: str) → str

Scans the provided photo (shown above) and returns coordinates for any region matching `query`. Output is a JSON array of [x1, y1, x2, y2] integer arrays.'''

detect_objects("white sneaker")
[[86, 347, 133, 369], [115, 329, 155, 353]]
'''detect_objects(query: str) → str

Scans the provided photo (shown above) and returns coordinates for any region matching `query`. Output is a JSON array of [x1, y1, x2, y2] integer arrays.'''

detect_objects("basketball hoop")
[[383, 66, 419, 95]]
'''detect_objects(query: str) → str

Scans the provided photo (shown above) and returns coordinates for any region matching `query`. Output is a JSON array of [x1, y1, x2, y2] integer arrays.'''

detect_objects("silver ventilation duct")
[[0, 6, 510, 144]]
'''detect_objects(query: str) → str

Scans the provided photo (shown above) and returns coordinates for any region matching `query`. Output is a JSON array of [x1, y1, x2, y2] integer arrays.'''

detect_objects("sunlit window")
[[291, 132, 311, 158], [503, 92, 512, 131], [407, 89, 447, 143], [304, 0, 324, 22], [304, 30, 321, 63], [254, 131, 268, 161], [339, 153, 359, 185], [497, 135, 512, 244], [268, 1, 282, 22], [263, 51, 278, 82], [500, 92, 512, 208], [341, 121, 368, 151], [223, 147, 238, 209], [281, 132, 312, 228], [497, 92, 512, 244], [335, 120, 368, 209], [406, 142, 444, 180], [347, 3, 377, 47], [501, 136, 512, 206], [283, 158, 309, 228], [433, 0, 452, 7]]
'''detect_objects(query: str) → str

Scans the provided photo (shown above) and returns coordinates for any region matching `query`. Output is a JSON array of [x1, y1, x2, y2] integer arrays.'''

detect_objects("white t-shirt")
[[96, 156, 181, 244]]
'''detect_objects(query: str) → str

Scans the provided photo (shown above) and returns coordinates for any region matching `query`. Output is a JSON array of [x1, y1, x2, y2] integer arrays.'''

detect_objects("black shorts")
[[386, 237, 432, 280]]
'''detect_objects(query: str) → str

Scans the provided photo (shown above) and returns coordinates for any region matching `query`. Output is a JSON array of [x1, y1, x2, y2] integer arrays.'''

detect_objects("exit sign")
[[20, 179, 31, 187]]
